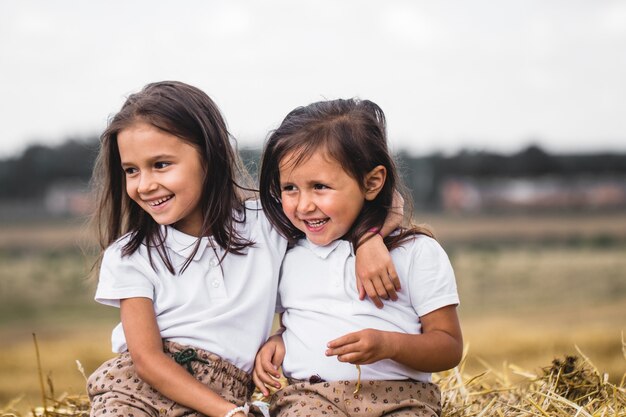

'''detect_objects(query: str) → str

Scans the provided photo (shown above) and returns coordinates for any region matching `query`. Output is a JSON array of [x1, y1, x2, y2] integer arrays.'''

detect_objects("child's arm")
[[252, 332, 285, 397], [354, 191, 404, 308], [325, 305, 463, 372], [121, 297, 246, 417]]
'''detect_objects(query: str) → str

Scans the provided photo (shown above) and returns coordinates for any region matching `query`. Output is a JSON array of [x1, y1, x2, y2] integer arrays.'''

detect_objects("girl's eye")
[[154, 161, 171, 169], [281, 185, 296, 192], [123, 167, 137, 175], [313, 184, 328, 190]]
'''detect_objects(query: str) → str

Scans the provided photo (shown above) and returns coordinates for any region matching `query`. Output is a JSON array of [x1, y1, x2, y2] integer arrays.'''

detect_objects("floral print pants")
[[87, 341, 254, 417], [271, 379, 441, 417]]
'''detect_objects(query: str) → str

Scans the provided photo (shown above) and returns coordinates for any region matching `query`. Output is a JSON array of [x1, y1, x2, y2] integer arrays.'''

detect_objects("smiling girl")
[[254, 98, 463, 417]]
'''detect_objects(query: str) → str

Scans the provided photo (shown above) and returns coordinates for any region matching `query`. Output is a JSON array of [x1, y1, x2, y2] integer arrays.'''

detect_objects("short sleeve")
[[94, 240, 155, 308], [407, 237, 459, 317]]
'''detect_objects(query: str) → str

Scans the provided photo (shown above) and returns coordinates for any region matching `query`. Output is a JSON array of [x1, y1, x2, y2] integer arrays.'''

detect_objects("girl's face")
[[118, 121, 205, 237], [279, 150, 366, 246]]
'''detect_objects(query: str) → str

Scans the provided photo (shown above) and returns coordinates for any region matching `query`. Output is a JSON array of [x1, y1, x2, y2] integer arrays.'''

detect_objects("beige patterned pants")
[[271, 379, 441, 417], [87, 341, 254, 417]]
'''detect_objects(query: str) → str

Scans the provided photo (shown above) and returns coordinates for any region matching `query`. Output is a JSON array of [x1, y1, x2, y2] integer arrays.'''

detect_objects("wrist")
[[367, 227, 382, 236], [357, 228, 383, 250], [223, 403, 249, 417]]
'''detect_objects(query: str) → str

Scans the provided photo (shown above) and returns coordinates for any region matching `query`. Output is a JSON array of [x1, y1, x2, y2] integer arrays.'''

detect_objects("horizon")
[[3, 134, 626, 162]]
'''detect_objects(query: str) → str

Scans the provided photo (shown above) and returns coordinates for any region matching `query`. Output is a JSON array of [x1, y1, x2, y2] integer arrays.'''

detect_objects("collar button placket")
[[205, 252, 227, 299]]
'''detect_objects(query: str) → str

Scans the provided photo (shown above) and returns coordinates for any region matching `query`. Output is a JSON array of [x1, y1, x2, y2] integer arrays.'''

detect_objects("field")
[[0, 213, 625, 414]]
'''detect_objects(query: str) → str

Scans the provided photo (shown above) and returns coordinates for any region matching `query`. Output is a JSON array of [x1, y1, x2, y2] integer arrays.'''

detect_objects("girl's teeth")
[[149, 195, 173, 206], [306, 219, 328, 227]]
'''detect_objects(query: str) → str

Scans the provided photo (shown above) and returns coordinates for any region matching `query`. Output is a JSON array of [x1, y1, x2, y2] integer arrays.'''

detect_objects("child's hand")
[[252, 334, 286, 397], [325, 328, 392, 364], [355, 235, 400, 308]]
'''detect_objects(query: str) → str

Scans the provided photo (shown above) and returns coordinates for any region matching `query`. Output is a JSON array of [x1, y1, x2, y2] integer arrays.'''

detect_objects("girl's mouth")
[[304, 218, 329, 230], [148, 195, 173, 207]]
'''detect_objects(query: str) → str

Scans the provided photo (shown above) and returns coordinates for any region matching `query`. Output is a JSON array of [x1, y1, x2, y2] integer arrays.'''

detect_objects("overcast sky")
[[1, 0, 625, 158]]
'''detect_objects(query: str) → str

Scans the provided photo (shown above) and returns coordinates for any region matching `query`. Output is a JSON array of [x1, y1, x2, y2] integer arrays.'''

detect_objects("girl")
[[254, 98, 463, 417], [87, 82, 400, 417]]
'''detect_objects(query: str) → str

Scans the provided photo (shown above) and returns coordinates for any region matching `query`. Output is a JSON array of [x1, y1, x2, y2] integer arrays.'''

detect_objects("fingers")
[[325, 343, 358, 360], [252, 340, 284, 396], [326, 331, 382, 365], [257, 346, 281, 378], [376, 259, 400, 301], [376, 274, 397, 302], [381, 276, 398, 301], [387, 263, 401, 292], [326, 341, 368, 365], [252, 370, 270, 397], [363, 275, 399, 308], [327, 332, 358, 349], [271, 342, 286, 370], [252, 358, 282, 396], [357, 263, 401, 307], [357, 277, 366, 300], [362, 280, 383, 308], [252, 371, 281, 397], [336, 353, 360, 364]]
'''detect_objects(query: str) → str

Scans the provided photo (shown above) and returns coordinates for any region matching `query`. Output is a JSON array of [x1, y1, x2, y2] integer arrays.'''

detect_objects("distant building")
[[44, 181, 94, 216], [441, 176, 626, 212]]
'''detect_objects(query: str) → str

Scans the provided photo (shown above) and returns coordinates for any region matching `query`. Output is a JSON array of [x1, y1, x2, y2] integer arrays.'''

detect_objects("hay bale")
[[436, 349, 626, 416], [3, 350, 624, 417]]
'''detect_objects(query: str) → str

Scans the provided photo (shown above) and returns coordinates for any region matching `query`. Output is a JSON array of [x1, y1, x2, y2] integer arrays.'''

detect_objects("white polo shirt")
[[279, 235, 459, 382], [94, 200, 287, 373]]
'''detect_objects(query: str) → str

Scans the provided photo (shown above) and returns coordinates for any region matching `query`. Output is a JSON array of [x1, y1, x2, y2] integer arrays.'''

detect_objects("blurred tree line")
[[0, 138, 99, 199], [1, 138, 625, 211], [395, 145, 626, 210]]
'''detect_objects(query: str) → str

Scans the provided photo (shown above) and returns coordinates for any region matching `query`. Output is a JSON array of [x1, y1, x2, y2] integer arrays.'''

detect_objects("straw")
[[2, 344, 624, 417]]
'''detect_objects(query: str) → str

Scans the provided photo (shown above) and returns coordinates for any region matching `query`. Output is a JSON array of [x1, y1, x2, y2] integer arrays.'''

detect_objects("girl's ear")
[[364, 165, 387, 201]]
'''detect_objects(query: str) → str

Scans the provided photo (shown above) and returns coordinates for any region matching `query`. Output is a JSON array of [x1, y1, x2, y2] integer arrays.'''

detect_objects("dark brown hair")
[[91, 81, 255, 273], [259, 98, 432, 250]]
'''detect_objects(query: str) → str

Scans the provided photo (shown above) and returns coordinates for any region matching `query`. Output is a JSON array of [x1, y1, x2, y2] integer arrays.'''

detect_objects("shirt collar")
[[298, 238, 353, 260], [161, 225, 211, 261]]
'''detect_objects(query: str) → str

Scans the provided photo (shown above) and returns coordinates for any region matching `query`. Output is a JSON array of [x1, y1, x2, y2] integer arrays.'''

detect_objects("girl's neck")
[[171, 220, 205, 238]]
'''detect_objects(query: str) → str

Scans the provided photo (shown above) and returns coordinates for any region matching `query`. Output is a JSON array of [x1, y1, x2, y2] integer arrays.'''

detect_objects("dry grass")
[[460, 302, 626, 386], [437, 340, 626, 416], [1, 213, 625, 416], [0, 221, 92, 251], [0, 327, 115, 410], [2, 341, 624, 417]]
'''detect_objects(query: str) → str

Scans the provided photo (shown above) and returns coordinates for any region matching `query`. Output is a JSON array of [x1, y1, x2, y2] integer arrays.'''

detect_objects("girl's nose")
[[137, 174, 158, 194], [296, 193, 315, 213]]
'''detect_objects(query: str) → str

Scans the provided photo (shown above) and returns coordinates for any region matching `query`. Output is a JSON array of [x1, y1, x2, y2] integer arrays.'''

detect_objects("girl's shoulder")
[[389, 234, 458, 308], [104, 232, 133, 254], [243, 198, 263, 213], [391, 233, 450, 266], [230, 199, 261, 222], [102, 232, 148, 264], [240, 199, 287, 249], [101, 232, 159, 277], [241, 199, 273, 229], [391, 231, 436, 250]]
